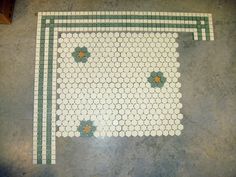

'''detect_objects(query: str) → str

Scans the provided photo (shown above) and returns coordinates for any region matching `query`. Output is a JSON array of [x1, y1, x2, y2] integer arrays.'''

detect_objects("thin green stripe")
[[54, 23, 197, 28], [44, 15, 203, 21], [37, 18, 46, 164]]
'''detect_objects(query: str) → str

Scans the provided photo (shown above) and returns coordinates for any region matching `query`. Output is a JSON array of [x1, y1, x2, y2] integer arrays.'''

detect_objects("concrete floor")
[[0, 0, 236, 177]]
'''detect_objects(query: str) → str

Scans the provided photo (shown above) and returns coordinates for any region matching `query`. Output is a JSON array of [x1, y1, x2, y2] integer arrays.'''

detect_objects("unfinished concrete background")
[[0, 0, 236, 177]]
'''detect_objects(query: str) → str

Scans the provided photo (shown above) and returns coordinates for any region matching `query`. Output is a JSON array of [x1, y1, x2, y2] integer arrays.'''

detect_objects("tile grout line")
[[54, 19, 198, 24], [33, 13, 42, 164], [40, 11, 211, 17], [42, 27, 49, 164], [51, 28, 58, 164]]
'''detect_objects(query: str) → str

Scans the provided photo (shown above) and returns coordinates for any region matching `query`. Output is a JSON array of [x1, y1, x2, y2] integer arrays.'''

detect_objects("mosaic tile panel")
[[33, 11, 214, 164]]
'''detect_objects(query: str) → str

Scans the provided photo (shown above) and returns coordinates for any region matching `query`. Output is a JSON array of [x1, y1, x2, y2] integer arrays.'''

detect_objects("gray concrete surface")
[[0, 0, 236, 177]]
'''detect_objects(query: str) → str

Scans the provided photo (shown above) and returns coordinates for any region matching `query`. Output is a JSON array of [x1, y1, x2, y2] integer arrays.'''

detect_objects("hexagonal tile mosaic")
[[56, 32, 183, 138]]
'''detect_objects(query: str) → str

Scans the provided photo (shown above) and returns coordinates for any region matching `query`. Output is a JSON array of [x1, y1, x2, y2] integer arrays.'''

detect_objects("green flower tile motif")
[[72, 46, 90, 63], [78, 120, 96, 137], [148, 71, 166, 88]]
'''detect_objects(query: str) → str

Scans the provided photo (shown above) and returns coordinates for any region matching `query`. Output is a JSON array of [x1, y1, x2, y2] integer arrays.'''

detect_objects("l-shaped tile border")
[[33, 11, 214, 164]]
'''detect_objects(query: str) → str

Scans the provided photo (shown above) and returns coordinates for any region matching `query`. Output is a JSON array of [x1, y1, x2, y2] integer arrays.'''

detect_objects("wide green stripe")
[[46, 25, 54, 164], [196, 21, 202, 40], [205, 18, 210, 40], [37, 18, 46, 164]]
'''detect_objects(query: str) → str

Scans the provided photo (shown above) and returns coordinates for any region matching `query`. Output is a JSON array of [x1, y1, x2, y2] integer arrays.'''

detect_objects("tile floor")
[[33, 11, 214, 164], [1, 1, 236, 176]]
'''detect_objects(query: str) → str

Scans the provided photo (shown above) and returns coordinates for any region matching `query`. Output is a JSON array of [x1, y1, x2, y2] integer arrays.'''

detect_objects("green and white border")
[[33, 11, 214, 164]]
